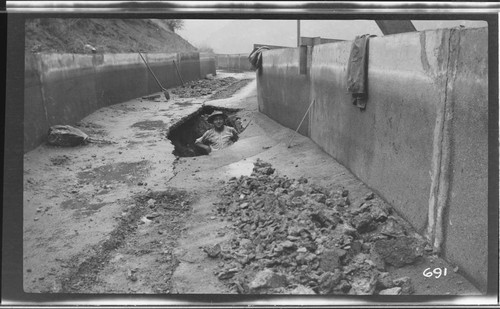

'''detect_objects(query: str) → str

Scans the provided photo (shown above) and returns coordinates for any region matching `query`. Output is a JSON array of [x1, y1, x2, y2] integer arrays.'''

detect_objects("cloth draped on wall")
[[346, 34, 377, 110], [248, 46, 270, 70]]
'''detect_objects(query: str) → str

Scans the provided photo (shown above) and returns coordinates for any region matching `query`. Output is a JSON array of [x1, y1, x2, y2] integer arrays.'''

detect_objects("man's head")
[[212, 115, 225, 129], [207, 111, 227, 130]]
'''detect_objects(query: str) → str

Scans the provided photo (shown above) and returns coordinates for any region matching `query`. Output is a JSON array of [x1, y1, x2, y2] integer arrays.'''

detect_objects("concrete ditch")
[[257, 26, 489, 292], [21, 70, 482, 299]]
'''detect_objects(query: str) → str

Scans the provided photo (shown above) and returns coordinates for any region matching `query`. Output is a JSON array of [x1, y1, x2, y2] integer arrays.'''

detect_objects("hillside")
[[25, 18, 198, 54]]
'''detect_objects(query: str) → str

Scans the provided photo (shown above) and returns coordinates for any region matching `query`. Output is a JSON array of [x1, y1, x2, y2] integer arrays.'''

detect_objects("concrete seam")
[[426, 32, 450, 244], [36, 55, 51, 127], [433, 28, 459, 254]]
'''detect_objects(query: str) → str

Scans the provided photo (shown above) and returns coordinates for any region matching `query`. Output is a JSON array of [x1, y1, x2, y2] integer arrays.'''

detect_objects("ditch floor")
[[22, 71, 481, 302]]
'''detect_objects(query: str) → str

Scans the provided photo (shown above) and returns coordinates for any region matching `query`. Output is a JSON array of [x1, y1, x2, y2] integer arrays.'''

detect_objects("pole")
[[287, 99, 315, 148], [173, 60, 185, 87], [297, 20, 301, 47], [138, 52, 165, 91]]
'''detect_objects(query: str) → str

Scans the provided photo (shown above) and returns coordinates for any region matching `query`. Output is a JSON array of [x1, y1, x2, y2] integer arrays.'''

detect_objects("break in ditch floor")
[[167, 105, 242, 157]]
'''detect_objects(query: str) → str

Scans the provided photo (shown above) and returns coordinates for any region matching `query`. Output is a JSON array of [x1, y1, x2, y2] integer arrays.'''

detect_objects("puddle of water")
[[221, 160, 255, 177]]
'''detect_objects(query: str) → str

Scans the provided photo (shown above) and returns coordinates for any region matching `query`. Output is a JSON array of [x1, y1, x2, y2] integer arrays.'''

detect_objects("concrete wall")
[[215, 54, 253, 72], [200, 52, 216, 77], [257, 27, 489, 292], [257, 48, 311, 136], [24, 52, 216, 152]]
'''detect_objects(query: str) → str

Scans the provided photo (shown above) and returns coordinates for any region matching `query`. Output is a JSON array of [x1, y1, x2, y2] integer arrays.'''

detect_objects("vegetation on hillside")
[[25, 18, 196, 54]]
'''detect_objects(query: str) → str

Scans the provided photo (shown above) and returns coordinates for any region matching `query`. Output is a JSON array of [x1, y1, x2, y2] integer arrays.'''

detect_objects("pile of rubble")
[[170, 77, 239, 98], [207, 159, 428, 295]]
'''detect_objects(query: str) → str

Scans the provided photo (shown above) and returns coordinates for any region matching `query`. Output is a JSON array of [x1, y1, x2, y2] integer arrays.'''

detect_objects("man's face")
[[213, 116, 224, 129]]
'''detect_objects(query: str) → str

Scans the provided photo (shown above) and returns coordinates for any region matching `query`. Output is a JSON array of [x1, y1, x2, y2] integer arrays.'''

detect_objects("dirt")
[[23, 71, 481, 301], [169, 77, 253, 99], [25, 19, 197, 54]]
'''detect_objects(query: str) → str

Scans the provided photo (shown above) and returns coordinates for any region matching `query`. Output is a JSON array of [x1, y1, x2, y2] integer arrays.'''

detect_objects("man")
[[195, 111, 239, 154]]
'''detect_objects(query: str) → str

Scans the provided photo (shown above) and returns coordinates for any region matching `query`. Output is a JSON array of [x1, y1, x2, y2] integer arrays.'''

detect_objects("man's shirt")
[[195, 126, 239, 151]]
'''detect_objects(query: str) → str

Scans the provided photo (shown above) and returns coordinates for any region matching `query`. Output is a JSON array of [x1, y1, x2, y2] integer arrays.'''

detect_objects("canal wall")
[[257, 27, 489, 292], [215, 53, 253, 72], [24, 52, 216, 152]]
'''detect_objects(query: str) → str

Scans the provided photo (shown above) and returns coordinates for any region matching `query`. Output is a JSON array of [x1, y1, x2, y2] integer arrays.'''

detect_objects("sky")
[[177, 19, 488, 54]]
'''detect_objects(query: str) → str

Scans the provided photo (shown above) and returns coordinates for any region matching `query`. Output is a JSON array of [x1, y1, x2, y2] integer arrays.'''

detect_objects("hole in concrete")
[[167, 106, 241, 157]]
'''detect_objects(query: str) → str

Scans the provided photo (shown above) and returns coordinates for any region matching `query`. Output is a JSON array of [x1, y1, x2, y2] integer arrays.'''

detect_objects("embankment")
[[24, 52, 216, 152], [257, 26, 490, 292]]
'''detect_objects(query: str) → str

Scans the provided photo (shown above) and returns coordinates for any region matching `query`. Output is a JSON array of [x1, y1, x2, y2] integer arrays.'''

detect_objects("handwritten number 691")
[[423, 268, 448, 278]]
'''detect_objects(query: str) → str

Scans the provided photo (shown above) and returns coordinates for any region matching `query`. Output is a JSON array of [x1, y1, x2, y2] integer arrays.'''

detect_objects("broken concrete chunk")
[[379, 287, 402, 295], [365, 192, 375, 200], [392, 276, 413, 294], [369, 247, 386, 271], [349, 275, 377, 295], [281, 240, 296, 249], [248, 269, 288, 292], [318, 270, 343, 294], [372, 237, 424, 268], [218, 268, 238, 280], [319, 248, 346, 271], [145, 212, 160, 219], [47, 125, 89, 147], [380, 217, 406, 237], [203, 243, 221, 258], [290, 284, 316, 294], [351, 212, 377, 233], [370, 205, 388, 222]]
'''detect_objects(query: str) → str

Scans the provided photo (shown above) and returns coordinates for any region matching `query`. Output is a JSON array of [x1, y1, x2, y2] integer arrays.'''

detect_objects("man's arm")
[[230, 127, 239, 142], [195, 131, 212, 154]]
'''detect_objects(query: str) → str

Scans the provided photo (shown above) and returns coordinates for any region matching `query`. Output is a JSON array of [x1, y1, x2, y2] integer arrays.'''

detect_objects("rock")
[[349, 275, 377, 295], [281, 240, 296, 249], [372, 237, 424, 268], [297, 247, 307, 253], [248, 269, 288, 292], [290, 285, 316, 294], [319, 248, 346, 271], [239, 238, 252, 249], [392, 276, 413, 294], [291, 197, 304, 206], [218, 268, 238, 280], [203, 243, 221, 258], [240, 202, 249, 209], [145, 212, 160, 219], [310, 211, 335, 228], [341, 190, 349, 197], [146, 198, 156, 206], [292, 190, 305, 197], [370, 205, 388, 222], [47, 125, 89, 147], [376, 272, 394, 289], [365, 192, 375, 200], [335, 280, 352, 294], [380, 217, 406, 237], [369, 247, 386, 271], [311, 194, 326, 204], [351, 212, 377, 233], [318, 269, 343, 294], [341, 223, 358, 237], [379, 287, 402, 295]]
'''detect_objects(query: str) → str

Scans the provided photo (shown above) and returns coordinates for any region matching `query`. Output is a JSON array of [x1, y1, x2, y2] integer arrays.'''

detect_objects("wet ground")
[[22, 71, 482, 305]]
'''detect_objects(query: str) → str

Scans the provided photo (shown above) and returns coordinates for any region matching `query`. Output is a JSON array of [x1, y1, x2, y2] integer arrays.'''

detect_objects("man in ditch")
[[194, 111, 239, 154]]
